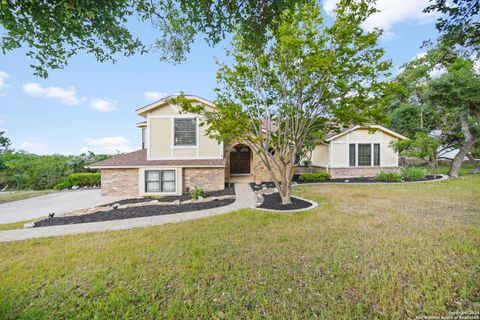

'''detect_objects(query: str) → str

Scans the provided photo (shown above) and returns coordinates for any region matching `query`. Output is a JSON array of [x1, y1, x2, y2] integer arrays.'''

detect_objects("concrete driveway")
[[0, 189, 117, 224]]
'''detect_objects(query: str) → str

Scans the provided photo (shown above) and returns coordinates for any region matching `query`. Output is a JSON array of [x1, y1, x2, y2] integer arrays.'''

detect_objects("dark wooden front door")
[[230, 146, 251, 174]]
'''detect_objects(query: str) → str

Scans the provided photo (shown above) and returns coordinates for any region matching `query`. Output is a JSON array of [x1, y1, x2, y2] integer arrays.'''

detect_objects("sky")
[[0, 0, 441, 155]]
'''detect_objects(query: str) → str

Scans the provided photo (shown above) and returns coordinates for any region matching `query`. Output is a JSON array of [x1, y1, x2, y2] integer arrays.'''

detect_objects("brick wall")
[[101, 169, 139, 197], [329, 167, 399, 179], [183, 168, 225, 192], [295, 165, 327, 175]]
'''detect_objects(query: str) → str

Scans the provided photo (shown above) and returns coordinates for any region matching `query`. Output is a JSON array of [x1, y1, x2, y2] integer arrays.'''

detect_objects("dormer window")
[[174, 118, 197, 146]]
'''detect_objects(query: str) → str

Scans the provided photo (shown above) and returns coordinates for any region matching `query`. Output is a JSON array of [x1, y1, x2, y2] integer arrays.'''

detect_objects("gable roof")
[[88, 149, 225, 168], [325, 124, 408, 142], [136, 95, 216, 117]]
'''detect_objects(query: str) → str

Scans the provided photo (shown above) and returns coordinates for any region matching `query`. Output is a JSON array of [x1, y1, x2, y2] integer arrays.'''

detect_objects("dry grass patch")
[[0, 176, 479, 319], [0, 190, 57, 204]]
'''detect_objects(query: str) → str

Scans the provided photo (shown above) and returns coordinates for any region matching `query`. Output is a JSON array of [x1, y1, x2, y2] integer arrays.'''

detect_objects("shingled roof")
[[88, 149, 226, 168]]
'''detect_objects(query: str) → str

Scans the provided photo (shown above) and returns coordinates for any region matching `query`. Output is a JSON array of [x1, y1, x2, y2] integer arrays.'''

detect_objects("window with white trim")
[[174, 118, 196, 146], [145, 170, 176, 193], [358, 144, 372, 166]]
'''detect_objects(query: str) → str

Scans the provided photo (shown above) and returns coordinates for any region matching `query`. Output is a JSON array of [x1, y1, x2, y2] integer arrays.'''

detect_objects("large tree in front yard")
[[179, 0, 392, 204]]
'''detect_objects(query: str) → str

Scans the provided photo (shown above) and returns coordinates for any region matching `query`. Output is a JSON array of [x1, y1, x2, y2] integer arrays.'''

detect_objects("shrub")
[[66, 173, 101, 187], [302, 159, 311, 166], [401, 167, 427, 181], [54, 181, 72, 190], [298, 172, 331, 182], [191, 187, 205, 200], [375, 171, 402, 182]]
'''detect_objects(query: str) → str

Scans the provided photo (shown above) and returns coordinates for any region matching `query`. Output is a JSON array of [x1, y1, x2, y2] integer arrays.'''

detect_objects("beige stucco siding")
[[380, 132, 398, 166], [173, 148, 196, 158], [149, 103, 178, 116], [149, 118, 171, 158], [330, 143, 349, 167], [328, 128, 400, 168], [312, 144, 329, 166], [199, 125, 221, 158], [147, 103, 222, 159]]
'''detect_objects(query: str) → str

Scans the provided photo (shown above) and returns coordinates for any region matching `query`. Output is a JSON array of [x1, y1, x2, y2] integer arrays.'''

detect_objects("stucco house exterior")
[[89, 95, 407, 197]]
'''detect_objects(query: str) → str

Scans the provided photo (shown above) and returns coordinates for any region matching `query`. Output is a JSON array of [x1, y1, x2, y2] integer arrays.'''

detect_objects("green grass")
[[0, 176, 479, 319], [0, 190, 57, 204], [434, 164, 475, 176], [0, 218, 45, 231]]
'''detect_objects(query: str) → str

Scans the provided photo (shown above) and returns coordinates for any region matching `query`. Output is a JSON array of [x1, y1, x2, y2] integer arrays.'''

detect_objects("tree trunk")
[[449, 110, 477, 177], [449, 144, 471, 177], [276, 164, 295, 205]]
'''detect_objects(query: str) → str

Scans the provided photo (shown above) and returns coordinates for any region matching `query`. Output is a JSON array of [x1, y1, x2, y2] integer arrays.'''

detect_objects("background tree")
[[425, 58, 480, 177], [179, 0, 392, 204], [425, 0, 479, 56], [0, 0, 304, 77], [391, 132, 441, 176], [0, 131, 10, 153]]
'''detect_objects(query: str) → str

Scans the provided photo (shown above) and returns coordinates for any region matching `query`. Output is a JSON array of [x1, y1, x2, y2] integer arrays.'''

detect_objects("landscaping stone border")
[[252, 194, 319, 213], [250, 174, 449, 192]]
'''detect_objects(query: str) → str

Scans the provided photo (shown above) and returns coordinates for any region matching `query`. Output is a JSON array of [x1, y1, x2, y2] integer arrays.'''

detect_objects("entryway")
[[230, 144, 251, 175]]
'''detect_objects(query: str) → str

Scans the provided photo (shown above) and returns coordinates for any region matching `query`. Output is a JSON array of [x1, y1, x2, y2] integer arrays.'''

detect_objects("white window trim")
[[139, 168, 182, 196], [172, 117, 199, 148]]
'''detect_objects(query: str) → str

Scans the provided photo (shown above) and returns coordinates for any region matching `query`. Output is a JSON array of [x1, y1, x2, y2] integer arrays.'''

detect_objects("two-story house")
[[89, 95, 407, 197]]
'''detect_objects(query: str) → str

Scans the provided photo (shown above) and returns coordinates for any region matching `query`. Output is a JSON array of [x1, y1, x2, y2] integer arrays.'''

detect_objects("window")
[[374, 143, 380, 166], [349, 144, 356, 167], [174, 118, 196, 146], [145, 170, 176, 193], [141, 128, 145, 149], [358, 144, 372, 166]]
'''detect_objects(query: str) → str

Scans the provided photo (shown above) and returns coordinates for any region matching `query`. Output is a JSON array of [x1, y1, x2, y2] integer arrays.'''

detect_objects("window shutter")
[[374, 144, 380, 166], [349, 144, 356, 167]]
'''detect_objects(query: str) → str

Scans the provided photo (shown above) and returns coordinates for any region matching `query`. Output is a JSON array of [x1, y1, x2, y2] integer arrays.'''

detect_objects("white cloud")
[[89, 98, 118, 112], [0, 71, 11, 95], [82, 136, 133, 154], [22, 82, 85, 105], [144, 91, 167, 102], [324, 0, 440, 39], [20, 139, 48, 153]]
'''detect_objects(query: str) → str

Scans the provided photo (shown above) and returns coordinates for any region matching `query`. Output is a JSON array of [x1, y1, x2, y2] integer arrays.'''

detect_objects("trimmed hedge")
[[55, 173, 100, 189], [298, 172, 331, 182]]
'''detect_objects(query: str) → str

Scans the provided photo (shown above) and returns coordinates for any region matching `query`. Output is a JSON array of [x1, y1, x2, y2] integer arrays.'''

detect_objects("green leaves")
[[0, 0, 305, 77]]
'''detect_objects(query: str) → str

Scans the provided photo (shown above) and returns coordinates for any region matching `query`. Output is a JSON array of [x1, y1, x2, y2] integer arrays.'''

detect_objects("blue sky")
[[0, 0, 440, 155]]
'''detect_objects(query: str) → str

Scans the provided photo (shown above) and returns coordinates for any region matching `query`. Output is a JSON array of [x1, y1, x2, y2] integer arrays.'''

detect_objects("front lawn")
[[0, 219, 40, 231], [0, 176, 479, 319], [0, 190, 57, 204]]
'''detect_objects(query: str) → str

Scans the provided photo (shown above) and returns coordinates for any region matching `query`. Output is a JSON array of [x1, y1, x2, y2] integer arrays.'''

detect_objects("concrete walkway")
[[0, 189, 124, 224], [0, 183, 257, 243]]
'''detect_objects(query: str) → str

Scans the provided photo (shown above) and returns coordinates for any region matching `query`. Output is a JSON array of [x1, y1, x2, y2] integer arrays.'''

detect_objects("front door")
[[230, 146, 251, 174]]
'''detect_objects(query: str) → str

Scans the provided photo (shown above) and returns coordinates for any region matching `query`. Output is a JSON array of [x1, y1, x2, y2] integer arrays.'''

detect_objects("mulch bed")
[[34, 186, 236, 228], [250, 175, 443, 191], [257, 193, 312, 211], [104, 183, 235, 206]]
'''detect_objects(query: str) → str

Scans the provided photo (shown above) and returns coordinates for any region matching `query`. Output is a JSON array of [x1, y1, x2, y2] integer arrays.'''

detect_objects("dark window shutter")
[[349, 144, 356, 167], [374, 144, 380, 166]]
